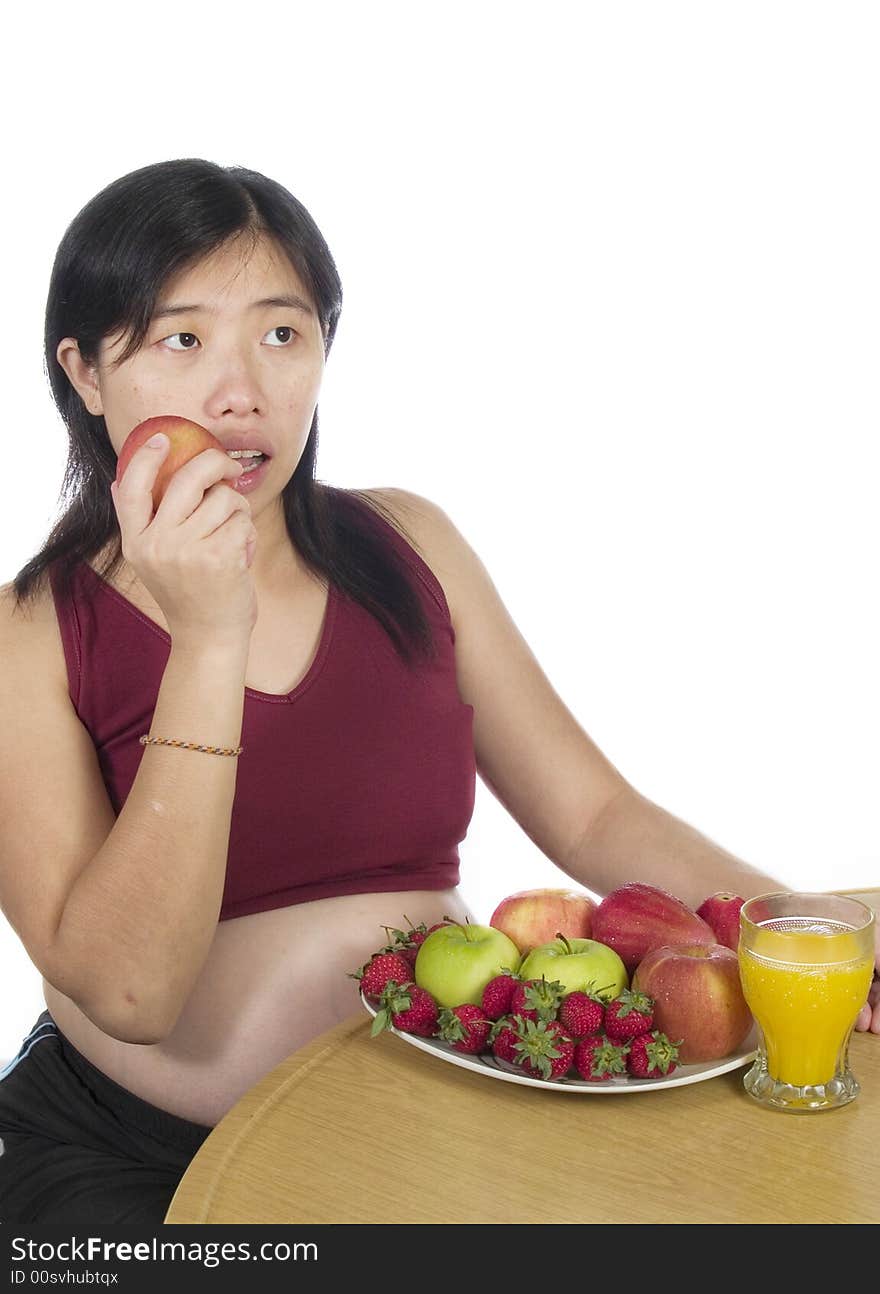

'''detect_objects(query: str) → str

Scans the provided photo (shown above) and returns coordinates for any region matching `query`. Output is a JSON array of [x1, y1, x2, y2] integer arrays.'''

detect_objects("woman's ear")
[[56, 337, 104, 416]]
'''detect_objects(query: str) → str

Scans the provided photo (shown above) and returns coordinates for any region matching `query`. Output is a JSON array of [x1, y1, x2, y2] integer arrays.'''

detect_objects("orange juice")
[[738, 917, 874, 1087]]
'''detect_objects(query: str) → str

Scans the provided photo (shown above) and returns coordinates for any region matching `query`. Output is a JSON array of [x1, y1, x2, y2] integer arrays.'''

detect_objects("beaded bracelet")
[[139, 734, 243, 757]]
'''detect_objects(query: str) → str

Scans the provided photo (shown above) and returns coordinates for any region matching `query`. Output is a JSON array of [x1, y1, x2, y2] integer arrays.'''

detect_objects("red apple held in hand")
[[591, 882, 716, 974], [695, 892, 746, 951], [115, 415, 227, 511], [489, 887, 597, 955], [632, 943, 754, 1063]]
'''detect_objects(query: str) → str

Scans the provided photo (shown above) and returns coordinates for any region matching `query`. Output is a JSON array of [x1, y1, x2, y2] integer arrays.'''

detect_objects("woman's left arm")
[[375, 488, 789, 910]]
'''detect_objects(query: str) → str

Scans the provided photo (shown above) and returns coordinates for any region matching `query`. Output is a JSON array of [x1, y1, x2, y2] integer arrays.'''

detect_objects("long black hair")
[[12, 158, 436, 664]]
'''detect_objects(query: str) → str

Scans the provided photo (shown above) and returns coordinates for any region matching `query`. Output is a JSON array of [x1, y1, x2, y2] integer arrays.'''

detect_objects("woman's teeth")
[[226, 450, 266, 472]]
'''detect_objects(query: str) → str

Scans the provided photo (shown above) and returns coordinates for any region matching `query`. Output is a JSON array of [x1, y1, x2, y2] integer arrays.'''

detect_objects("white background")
[[1, 2, 877, 1055]]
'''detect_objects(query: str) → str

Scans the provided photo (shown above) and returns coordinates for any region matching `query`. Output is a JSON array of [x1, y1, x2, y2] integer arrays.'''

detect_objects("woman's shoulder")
[[355, 487, 466, 627], [357, 487, 461, 560], [0, 574, 69, 702], [0, 573, 58, 634]]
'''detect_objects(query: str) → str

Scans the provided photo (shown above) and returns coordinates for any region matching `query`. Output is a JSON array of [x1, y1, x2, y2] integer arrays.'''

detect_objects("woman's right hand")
[[110, 434, 259, 645]]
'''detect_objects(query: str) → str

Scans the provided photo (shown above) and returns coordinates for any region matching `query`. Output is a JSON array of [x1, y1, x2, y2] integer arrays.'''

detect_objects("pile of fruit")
[[350, 883, 754, 1083]]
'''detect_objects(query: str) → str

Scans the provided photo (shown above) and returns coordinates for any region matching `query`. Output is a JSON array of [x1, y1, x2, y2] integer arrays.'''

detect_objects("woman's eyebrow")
[[152, 294, 315, 320]]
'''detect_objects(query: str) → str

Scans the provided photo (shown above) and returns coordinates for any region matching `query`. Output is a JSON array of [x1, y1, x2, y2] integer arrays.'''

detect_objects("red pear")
[[591, 882, 715, 974]]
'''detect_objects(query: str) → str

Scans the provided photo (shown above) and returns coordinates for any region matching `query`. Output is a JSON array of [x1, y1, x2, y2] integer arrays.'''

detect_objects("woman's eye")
[[161, 332, 199, 351], [265, 326, 297, 346], [159, 326, 297, 351]]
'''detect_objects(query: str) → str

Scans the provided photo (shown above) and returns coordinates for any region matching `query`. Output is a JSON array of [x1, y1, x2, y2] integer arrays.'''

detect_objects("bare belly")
[[43, 887, 474, 1127]]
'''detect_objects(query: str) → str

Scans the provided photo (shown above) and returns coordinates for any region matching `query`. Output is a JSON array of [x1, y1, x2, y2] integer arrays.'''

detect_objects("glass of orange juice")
[[738, 892, 875, 1112]]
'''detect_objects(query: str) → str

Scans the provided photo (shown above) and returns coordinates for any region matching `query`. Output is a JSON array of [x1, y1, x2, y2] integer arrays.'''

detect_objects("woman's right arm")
[[0, 437, 260, 1044]]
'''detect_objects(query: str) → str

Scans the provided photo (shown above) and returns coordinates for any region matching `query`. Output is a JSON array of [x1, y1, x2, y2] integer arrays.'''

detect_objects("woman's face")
[[58, 233, 326, 528]]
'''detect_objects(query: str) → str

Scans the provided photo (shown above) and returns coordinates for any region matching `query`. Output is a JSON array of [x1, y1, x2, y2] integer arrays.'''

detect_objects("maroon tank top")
[[48, 508, 476, 920]]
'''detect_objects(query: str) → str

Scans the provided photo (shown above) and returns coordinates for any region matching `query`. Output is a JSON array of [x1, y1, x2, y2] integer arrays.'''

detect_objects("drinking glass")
[[738, 892, 875, 1112]]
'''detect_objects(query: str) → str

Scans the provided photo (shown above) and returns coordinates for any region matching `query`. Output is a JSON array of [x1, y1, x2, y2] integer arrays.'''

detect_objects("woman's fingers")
[[869, 978, 880, 1034], [111, 434, 172, 536], [153, 447, 245, 526], [856, 978, 880, 1033]]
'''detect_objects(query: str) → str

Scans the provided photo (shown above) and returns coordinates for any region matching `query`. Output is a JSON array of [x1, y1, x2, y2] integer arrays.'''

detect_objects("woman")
[[0, 159, 874, 1225]]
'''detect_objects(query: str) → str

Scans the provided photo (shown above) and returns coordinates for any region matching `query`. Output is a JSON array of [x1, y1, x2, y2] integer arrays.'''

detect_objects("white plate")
[[361, 992, 757, 1093]]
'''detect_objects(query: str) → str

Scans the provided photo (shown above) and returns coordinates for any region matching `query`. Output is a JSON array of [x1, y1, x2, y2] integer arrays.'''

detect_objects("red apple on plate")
[[115, 415, 226, 510], [695, 892, 746, 950], [591, 882, 716, 974], [632, 942, 754, 1063], [489, 886, 597, 955]]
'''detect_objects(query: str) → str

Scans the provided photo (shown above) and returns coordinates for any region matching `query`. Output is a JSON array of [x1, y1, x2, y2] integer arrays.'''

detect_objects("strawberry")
[[558, 991, 605, 1038], [604, 988, 655, 1042], [350, 951, 415, 999], [437, 1004, 492, 1054], [573, 1034, 629, 1081], [489, 1014, 526, 1065], [401, 913, 432, 944], [401, 918, 457, 963], [481, 972, 521, 1021], [378, 917, 433, 968], [626, 1030, 681, 1079], [512, 1018, 576, 1081], [509, 976, 565, 1022], [371, 982, 439, 1038]]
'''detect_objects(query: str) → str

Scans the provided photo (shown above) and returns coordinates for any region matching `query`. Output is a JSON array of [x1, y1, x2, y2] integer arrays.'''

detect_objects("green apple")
[[414, 922, 522, 1008], [518, 934, 627, 1000]]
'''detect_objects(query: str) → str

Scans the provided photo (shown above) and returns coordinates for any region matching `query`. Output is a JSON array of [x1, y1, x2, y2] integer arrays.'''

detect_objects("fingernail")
[[147, 432, 168, 449]]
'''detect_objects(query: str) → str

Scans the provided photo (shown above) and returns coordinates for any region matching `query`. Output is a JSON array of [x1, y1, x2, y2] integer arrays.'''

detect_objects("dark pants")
[[0, 1011, 212, 1225]]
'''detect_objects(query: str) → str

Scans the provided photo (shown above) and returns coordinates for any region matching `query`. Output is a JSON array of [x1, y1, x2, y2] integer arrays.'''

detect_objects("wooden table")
[[165, 890, 880, 1226]]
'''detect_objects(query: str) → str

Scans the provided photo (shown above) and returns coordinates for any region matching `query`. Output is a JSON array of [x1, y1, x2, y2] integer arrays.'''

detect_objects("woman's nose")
[[202, 352, 265, 416]]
